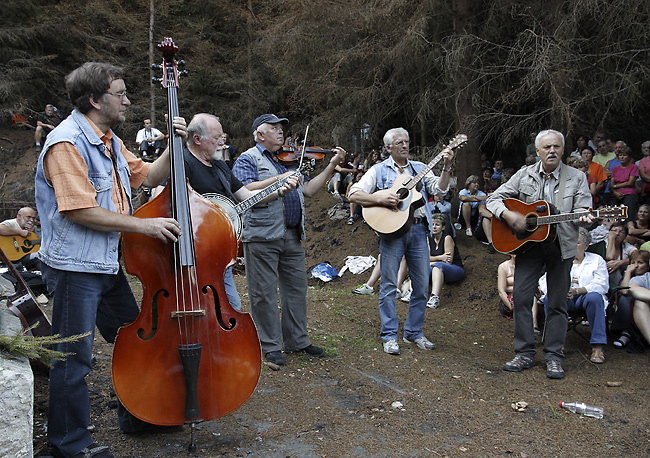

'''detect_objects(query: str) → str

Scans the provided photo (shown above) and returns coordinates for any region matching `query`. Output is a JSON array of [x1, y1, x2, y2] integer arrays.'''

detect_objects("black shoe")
[[265, 350, 285, 365], [68, 443, 114, 458], [295, 344, 325, 358]]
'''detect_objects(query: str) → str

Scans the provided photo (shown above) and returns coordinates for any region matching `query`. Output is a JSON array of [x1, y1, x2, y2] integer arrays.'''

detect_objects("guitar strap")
[[554, 163, 567, 211]]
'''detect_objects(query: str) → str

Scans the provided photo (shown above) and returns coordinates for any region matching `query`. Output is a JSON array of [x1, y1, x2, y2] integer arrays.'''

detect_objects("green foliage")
[[0, 324, 91, 367], [0, 0, 649, 167]]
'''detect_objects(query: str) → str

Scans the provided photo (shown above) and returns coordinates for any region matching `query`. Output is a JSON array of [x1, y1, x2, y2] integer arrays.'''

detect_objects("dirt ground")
[[2, 126, 650, 458]]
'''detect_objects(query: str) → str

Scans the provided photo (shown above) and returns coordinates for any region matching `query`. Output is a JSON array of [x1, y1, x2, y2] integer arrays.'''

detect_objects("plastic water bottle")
[[559, 401, 603, 419]]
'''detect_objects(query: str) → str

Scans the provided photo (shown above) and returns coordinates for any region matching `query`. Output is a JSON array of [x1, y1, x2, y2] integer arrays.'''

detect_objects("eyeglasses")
[[392, 140, 410, 147], [105, 91, 128, 100]]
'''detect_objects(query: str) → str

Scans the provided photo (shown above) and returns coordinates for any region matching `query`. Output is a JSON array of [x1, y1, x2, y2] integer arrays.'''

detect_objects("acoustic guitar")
[[491, 199, 627, 254], [362, 134, 467, 239], [0, 232, 40, 262], [0, 246, 51, 338]]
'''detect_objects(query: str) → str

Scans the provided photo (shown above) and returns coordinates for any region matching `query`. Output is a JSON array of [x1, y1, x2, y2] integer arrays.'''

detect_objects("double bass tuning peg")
[[151, 63, 162, 70], [151, 77, 162, 84]]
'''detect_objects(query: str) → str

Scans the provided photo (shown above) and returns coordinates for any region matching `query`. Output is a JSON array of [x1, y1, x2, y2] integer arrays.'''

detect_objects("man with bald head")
[[184, 113, 297, 310], [0, 207, 40, 268], [487, 129, 594, 379]]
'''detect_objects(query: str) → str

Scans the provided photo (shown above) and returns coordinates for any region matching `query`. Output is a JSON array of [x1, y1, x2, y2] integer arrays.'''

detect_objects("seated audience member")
[[637, 142, 650, 205], [540, 228, 609, 363], [497, 255, 541, 330], [363, 149, 380, 172], [524, 154, 537, 167], [352, 254, 409, 300], [593, 138, 616, 168], [581, 146, 608, 205], [482, 167, 498, 195], [135, 118, 165, 160], [626, 204, 650, 247], [328, 151, 358, 199], [606, 222, 636, 287], [620, 250, 650, 348], [34, 104, 62, 147], [0, 207, 39, 269], [429, 194, 454, 237], [427, 214, 464, 309], [458, 175, 487, 237], [220, 132, 236, 168], [615, 249, 650, 348], [571, 159, 598, 207], [500, 168, 515, 184], [570, 134, 589, 158], [346, 169, 365, 224], [491, 159, 504, 182], [609, 145, 639, 219], [525, 133, 537, 157]]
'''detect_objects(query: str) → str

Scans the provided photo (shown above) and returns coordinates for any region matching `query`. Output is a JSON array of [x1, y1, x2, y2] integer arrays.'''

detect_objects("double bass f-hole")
[[112, 37, 261, 453]]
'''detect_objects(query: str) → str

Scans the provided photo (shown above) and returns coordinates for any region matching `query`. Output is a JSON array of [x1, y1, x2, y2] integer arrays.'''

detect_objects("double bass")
[[112, 38, 261, 450]]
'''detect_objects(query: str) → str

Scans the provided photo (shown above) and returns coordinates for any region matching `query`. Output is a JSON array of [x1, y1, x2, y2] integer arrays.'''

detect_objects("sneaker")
[[503, 354, 536, 372], [546, 360, 565, 379], [67, 443, 114, 458], [465, 228, 473, 237], [399, 288, 412, 303], [35, 142, 41, 147], [383, 339, 400, 355], [426, 293, 440, 308], [613, 331, 631, 348], [395, 288, 402, 300], [487, 243, 496, 254], [352, 284, 374, 295], [403, 335, 435, 350]]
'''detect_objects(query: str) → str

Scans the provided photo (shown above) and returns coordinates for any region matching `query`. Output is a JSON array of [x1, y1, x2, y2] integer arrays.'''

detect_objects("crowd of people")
[[5, 60, 650, 458]]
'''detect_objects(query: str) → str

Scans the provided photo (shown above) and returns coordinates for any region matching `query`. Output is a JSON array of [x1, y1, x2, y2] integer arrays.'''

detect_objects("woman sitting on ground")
[[626, 204, 650, 247], [497, 255, 540, 331], [606, 222, 636, 287], [427, 214, 464, 309], [615, 249, 650, 348], [619, 249, 650, 349]]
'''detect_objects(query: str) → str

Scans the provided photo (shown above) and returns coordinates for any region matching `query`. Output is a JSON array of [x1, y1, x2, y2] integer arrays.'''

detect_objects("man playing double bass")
[[183, 113, 298, 310], [35, 62, 186, 458]]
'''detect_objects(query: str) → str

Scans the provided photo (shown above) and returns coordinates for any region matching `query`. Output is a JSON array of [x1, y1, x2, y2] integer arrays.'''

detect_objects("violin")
[[277, 144, 334, 163], [112, 38, 261, 452]]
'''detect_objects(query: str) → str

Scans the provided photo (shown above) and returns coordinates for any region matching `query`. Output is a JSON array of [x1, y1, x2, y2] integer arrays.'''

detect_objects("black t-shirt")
[[183, 147, 243, 198], [429, 234, 464, 268]]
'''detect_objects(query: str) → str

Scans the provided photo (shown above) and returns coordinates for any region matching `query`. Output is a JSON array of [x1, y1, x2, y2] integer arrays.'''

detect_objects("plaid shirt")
[[233, 144, 302, 228]]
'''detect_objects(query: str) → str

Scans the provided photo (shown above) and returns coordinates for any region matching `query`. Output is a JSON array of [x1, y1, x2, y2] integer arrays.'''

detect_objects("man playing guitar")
[[348, 127, 454, 355], [0, 207, 39, 267], [486, 129, 594, 380]]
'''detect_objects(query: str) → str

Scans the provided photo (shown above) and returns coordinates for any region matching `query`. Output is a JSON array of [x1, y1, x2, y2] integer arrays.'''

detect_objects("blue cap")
[[252, 113, 289, 132]]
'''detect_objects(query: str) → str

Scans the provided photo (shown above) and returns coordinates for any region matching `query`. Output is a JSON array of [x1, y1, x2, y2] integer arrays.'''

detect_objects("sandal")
[[347, 216, 355, 225], [590, 348, 605, 364], [613, 331, 631, 348]]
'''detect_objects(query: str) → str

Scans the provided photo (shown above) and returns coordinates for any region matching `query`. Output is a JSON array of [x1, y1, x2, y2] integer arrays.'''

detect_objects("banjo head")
[[203, 193, 242, 240]]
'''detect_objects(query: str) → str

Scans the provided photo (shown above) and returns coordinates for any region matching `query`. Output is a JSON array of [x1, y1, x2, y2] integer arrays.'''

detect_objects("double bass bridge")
[[171, 309, 207, 318]]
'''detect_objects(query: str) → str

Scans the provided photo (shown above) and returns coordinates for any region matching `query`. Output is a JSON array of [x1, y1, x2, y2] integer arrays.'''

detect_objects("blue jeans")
[[430, 263, 465, 283], [48, 267, 140, 457], [378, 222, 430, 341], [545, 292, 607, 345], [224, 266, 241, 311]]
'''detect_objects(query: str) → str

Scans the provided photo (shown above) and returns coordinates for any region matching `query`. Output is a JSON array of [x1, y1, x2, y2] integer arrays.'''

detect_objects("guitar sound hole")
[[397, 188, 409, 199]]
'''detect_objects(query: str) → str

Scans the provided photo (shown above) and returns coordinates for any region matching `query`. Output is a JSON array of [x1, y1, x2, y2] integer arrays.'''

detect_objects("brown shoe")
[[590, 348, 605, 364]]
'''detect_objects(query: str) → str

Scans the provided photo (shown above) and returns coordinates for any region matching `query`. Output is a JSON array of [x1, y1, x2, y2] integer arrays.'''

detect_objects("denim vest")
[[375, 158, 433, 234], [35, 109, 133, 274], [238, 146, 306, 242]]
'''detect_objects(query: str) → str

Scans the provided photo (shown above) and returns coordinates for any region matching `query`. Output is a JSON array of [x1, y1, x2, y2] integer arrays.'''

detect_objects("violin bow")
[[296, 124, 310, 171]]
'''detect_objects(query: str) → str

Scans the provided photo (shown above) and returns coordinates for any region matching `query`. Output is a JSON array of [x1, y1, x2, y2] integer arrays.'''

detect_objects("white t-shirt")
[[136, 127, 163, 145]]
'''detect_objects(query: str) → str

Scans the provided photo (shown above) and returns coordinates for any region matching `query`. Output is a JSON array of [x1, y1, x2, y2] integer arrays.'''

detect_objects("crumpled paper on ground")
[[338, 255, 377, 276]]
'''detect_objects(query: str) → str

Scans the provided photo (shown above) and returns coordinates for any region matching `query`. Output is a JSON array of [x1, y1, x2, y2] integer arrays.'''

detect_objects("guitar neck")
[[536, 209, 591, 226], [234, 172, 296, 214], [404, 150, 446, 190], [0, 246, 34, 296]]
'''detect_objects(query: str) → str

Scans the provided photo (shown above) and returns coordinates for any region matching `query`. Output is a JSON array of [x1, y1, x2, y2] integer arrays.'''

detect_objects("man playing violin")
[[486, 129, 594, 380], [232, 114, 346, 366], [348, 127, 454, 355], [35, 62, 187, 458], [184, 113, 298, 310]]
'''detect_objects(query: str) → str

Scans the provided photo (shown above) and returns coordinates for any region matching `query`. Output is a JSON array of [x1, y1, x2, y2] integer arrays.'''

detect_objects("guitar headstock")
[[446, 134, 468, 151], [593, 205, 628, 221]]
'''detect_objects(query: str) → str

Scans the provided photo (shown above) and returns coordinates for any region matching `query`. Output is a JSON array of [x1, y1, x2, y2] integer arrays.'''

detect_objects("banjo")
[[204, 162, 312, 240]]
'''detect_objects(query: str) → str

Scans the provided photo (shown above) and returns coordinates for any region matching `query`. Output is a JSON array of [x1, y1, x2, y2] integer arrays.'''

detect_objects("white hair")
[[383, 128, 409, 147], [253, 123, 268, 142], [535, 129, 565, 149]]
